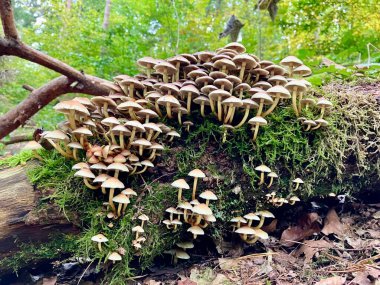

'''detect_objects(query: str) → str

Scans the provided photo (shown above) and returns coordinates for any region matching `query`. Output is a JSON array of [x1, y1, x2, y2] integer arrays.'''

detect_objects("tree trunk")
[[102, 0, 111, 30], [0, 164, 79, 258]]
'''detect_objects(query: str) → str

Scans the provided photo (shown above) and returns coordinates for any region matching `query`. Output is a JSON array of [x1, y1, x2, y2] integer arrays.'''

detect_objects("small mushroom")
[[101, 177, 125, 214], [255, 164, 271, 185], [112, 193, 130, 217], [138, 214, 149, 228], [74, 168, 99, 190], [235, 226, 255, 241], [267, 172, 278, 188], [316, 98, 333, 119], [293, 178, 304, 190], [254, 210, 275, 229], [23, 141, 44, 161], [188, 169, 206, 200], [173, 249, 190, 265], [132, 225, 145, 240], [289, 196, 300, 205], [248, 116, 267, 141], [91, 233, 108, 252], [108, 252, 122, 264], [171, 179, 190, 202], [199, 190, 217, 206], [187, 226, 204, 239]]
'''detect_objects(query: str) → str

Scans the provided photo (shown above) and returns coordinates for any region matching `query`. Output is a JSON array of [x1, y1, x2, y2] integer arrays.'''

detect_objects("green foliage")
[[0, 150, 34, 168]]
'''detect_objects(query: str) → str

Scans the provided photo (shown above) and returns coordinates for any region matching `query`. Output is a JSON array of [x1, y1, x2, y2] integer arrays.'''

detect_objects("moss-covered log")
[[0, 164, 79, 258]]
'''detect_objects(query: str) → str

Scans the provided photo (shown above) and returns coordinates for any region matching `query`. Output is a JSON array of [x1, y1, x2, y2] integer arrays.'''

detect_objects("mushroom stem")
[[298, 91, 304, 114], [166, 102, 173, 118], [252, 217, 265, 229], [33, 151, 44, 161], [128, 128, 136, 148], [224, 106, 234, 123], [192, 177, 199, 200], [292, 89, 299, 117], [177, 188, 183, 202], [128, 109, 138, 120], [319, 107, 326, 120], [98, 242, 103, 252], [177, 112, 182, 125], [129, 84, 135, 99], [163, 71, 168, 83], [200, 103, 206, 117], [256, 99, 265, 116], [155, 101, 163, 117], [148, 149, 157, 160], [258, 171, 265, 185], [119, 134, 125, 149], [217, 98, 223, 121], [135, 165, 148, 175], [47, 139, 72, 158], [262, 97, 280, 117], [294, 183, 300, 191], [84, 178, 99, 190], [311, 123, 322, 130], [245, 235, 259, 244], [267, 177, 274, 188], [109, 188, 116, 214], [101, 187, 106, 194], [72, 149, 79, 161], [235, 108, 250, 128], [209, 98, 216, 115], [252, 125, 260, 141], [186, 93, 192, 113], [102, 103, 110, 118], [239, 62, 247, 80], [68, 109, 77, 130], [114, 170, 120, 179], [222, 129, 227, 143], [117, 203, 122, 217]]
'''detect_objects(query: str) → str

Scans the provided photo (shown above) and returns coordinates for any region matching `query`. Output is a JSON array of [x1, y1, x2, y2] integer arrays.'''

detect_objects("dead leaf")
[[262, 219, 277, 233], [322, 208, 344, 236], [42, 276, 57, 285], [178, 279, 197, 285], [315, 276, 346, 285], [218, 258, 240, 271], [351, 271, 372, 285], [294, 240, 333, 264]]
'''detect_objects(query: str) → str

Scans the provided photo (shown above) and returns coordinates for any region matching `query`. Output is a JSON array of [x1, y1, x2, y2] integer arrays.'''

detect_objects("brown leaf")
[[294, 240, 333, 264], [315, 276, 346, 285], [178, 279, 197, 285], [280, 223, 320, 247], [262, 219, 277, 233], [351, 271, 373, 285], [322, 208, 344, 236], [218, 258, 240, 271]]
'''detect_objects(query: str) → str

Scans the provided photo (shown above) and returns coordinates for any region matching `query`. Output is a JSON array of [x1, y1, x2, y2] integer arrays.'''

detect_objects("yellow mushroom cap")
[[175, 249, 190, 260], [24, 141, 43, 150], [192, 203, 213, 216], [91, 233, 108, 243], [187, 226, 204, 236], [230, 217, 247, 223], [176, 242, 194, 249], [253, 229, 269, 239], [171, 179, 190, 189], [256, 210, 275, 218], [255, 164, 271, 173], [235, 226, 255, 235], [188, 169, 206, 178], [199, 190, 217, 201], [244, 213, 260, 221], [293, 178, 304, 184], [108, 252, 122, 262]]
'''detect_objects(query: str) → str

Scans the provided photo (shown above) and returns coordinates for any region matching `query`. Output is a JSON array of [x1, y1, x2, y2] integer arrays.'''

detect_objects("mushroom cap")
[[75, 168, 95, 179], [122, 188, 138, 196], [285, 80, 307, 92], [24, 141, 43, 150], [148, 142, 165, 150], [280, 56, 303, 68], [166, 130, 180, 137], [160, 83, 180, 95], [101, 177, 124, 189], [209, 71, 227, 79], [108, 251, 122, 261], [248, 116, 267, 126], [101, 116, 120, 127], [267, 86, 291, 99], [180, 84, 200, 96], [132, 225, 145, 233], [253, 229, 269, 239], [143, 122, 162, 133], [117, 101, 144, 111], [138, 214, 149, 221], [91, 96, 117, 107], [72, 162, 90, 170], [190, 199, 200, 205], [255, 164, 271, 173], [230, 216, 247, 223], [157, 95, 181, 107], [244, 213, 260, 221], [192, 203, 213, 215], [167, 55, 190, 66], [195, 76, 214, 86], [242, 99, 259, 109], [204, 214, 216, 222], [232, 54, 257, 69], [171, 179, 190, 189], [154, 61, 177, 75], [166, 207, 177, 214], [68, 142, 83, 149], [222, 96, 243, 107], [293, 178, 304, 184], [141, 160, 154, 167], [112, 193, 130, 204], [43, 130, 69, 142], [163, 219, 172, 226], [316, 98, 333, 108], [107, 162, 129, 172], [268, 75, 288, 85], [248, 87, 265, 95], [234, 82, 251, 92], [193, 95, 210, 105], [257, 210, 275, 218], [197, 51, 215, 62], [253, 81, 272, 90], [293, 65, 312, 76], [268, 172, 278, 178], [213, 58, 236, 71], [171, 219, 182, 225], [209, 89, 231, 101], [93, 173, 111, 183], [199, 190, 218, 201], [120, 78, 144, 89], [176, 241, 194, 249], [91, 233, 108, 243], [302, 120, 317, 127], [314, 118, 329, 127], [265, 64, 286, 75], [251, 92, 274, 105], [73, 127, 93, 136], [235, 226, 255, 235], [137, 56, 158, 68], [54, 100, 90, 117], [187, 226, 204, 236], [289, 196, 300, 202], [300, 98, 315, 106], [224, 42, 246, 53], [175, 249, 190, 260], [131, 138, 152, 147], [125, 120, 145, 132], [213, 78, 233, 91], [177, 201, 193, 210], [137, 109, 159, 120], [188, 169, 206, 178]]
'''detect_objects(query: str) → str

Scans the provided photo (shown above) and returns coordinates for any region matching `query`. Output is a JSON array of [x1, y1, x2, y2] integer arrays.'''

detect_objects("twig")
[[77, 260, 94, 285]]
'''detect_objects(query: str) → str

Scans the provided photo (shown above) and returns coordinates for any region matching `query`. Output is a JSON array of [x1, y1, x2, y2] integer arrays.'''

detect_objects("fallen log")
[[0, 164, 79, 258]]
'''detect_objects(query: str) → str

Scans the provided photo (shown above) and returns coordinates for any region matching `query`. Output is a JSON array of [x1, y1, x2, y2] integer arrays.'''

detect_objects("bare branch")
[[0, 75, 112, 139], [0, 0, 19, 40]]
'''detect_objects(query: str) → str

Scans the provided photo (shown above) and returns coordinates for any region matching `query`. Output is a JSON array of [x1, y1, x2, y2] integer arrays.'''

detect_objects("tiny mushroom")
[[293, 178, 304, 190], [171, 179, 190, 202], [255, 164, 271, 185], [267, 172, 278, 188], [23, 141, 44, 161], [188, 169, 206, 200], [91, 233, 108, 252]]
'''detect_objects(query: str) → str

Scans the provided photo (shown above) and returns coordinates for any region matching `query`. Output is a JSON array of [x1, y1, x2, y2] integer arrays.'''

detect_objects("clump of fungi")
[[231, 210, 275, 244], [32, 42, 332, 266]]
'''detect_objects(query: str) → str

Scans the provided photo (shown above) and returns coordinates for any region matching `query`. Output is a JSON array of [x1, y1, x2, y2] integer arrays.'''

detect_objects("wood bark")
[[0, 164, 79, 258]]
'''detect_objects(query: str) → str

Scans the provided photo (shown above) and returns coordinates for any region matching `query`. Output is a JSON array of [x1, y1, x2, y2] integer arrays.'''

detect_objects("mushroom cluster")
[[265, 191, 300, 207], [163, 169, 217, 237], [231, 210, 275, 244], [132, 214, 149, 250]]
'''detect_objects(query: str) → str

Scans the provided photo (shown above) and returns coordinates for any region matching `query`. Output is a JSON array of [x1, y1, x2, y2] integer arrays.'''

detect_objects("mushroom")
[[166, 130, 180, 142], [183, 121, 194, 132], [234, 99, 259, 128], [91, 96, 117, 118], [245, 228, 269, 244], [244, 212, 260, 227], [119, 78, 144, 99], [254, 210, 275, 229], [132, 225, 145, 239], [316, 98, 333, 119], [199, 190, 217, 206], [192, 203, 213, 226], [23, 141, 44, 161], [131, 138, 152, 156], [193, 95, 210, 117], [166, 207, 177, 222], [112, 193, 130, 217], [91, 233, 108, 252], [235, 226, 255, 241], [137, 57, 157, 78], [148, 142, 164, 161], [262, 86, 291, 117], [168, 55, 190, 81], [300, 98, 315, 112], [125, 120, 145, 148], [312, 119, 329, 130], [230, 217, 247, 231], [173, 249, 190, 265], [101, 177, 124, 214], [248, 116, 267, 141], [293, 178, 304, 190], [222, 96, 243, 123], [43, 130, 72, 159], [285, 80, 307, 117], [133, 160, 154, 175], [74, 168, 99, 190], [108, 252, 122, 264], [93, 173, 110, 194], [232, 54, 257, 80], [187, 226, 204, 239], [107, 162, 129, 178], [177, 201, 193, 223], [188, 169, 206, 200], [220, 124, 234, 143], [213, 58, 236, 74], [138, 214, 149, 228], [251, 92, 273, 117], [280, 56, 303, 77], [255, 164, 271, 185], [67, 142, 83, 161], [209, 89, 231, 121], [73, 127, 92, 147], [172, 179, 190, 202], [53, 100, 90, 130], [267, 172, 278, 188], [157, 95, 181, 119], [289, 196, 300, 205], [154, 61, 177, 83]]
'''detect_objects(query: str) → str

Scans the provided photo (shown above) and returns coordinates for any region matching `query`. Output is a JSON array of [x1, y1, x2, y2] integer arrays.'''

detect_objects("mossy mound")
[[0, 81, 379, 284]]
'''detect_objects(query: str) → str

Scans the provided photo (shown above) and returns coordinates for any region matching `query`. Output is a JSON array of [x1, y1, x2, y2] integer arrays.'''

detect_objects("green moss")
[[0, 150, 34, 168]]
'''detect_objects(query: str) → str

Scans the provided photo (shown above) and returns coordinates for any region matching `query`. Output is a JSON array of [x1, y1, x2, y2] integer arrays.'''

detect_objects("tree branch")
[[0, 0, 19, 40], [0, 75, 111, 139]]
